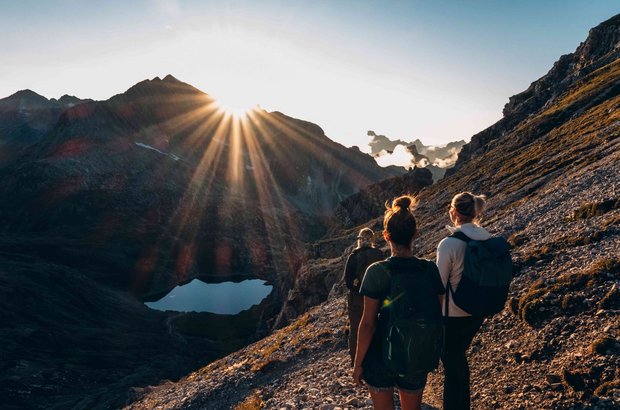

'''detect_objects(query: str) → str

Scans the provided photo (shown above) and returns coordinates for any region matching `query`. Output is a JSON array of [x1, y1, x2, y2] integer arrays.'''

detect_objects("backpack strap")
[[449, 231, 471, 243]]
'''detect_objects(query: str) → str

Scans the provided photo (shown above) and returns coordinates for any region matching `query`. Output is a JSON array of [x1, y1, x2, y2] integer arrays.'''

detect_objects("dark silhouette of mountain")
[[128, 13, 620, 408], [0, 89, 89, 166]]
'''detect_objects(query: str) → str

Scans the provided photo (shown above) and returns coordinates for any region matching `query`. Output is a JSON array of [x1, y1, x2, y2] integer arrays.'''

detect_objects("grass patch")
[[594, 379, 620, 397], [515, 258, 620, 326], [602, 214, 620, 228], [571, 198, 620, 220], [598, 285, 620, 309], [522, 244, 554, 266], [234, 390, 265, 410], [508, 232, 529, 248], [589, 336, 620, 355], [249, 313, 310, 373]]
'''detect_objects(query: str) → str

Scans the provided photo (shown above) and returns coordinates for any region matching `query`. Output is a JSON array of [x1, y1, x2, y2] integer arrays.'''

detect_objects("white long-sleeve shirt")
[[436, 223, 492, 317]]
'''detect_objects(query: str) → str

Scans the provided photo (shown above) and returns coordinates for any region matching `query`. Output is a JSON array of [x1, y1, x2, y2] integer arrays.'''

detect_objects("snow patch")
[[135, 142, 181, 161]]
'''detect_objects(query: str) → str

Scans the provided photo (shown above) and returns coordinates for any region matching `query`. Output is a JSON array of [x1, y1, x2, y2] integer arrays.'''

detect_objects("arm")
[[436, 239, 452, 314], [352, 296, 381, 385], [436, 239, 452, 289], [344, 253, 357, 291]]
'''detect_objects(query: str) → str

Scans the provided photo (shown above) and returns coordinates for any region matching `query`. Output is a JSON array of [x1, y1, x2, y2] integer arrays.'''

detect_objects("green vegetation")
[[515, 258, 620, 326], [541, 59, 620, 117]]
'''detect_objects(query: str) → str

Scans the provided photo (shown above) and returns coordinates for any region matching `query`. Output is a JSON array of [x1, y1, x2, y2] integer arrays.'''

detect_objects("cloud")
[[369, 130, 466, 171], [374, 145, 415, 169]]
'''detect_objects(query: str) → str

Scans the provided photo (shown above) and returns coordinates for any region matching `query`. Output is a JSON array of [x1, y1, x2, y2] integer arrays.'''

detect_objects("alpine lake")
[[143, 277, 276, 350]]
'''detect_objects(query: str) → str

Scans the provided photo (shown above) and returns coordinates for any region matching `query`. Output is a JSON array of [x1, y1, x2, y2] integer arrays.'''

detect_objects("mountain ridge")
[[448, 12, 620, 176]]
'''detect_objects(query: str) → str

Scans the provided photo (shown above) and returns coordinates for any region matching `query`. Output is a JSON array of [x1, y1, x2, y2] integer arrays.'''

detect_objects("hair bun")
[[392, 195, 416, 212]]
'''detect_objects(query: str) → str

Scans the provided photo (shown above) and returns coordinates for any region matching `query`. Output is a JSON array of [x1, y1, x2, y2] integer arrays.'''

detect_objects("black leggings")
[[441, 316, 484, 410]]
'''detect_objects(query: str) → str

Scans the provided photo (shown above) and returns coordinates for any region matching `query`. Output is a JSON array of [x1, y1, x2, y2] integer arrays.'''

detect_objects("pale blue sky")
[[1, 1, 618, 148]]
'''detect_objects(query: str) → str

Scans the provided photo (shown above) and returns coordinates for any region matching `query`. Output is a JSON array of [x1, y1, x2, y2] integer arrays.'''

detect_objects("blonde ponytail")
[[452, 192, 487, 222]]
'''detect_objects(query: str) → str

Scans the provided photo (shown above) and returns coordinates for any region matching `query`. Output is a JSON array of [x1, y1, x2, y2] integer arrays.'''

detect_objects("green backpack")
[[380, 258, 444, 376]]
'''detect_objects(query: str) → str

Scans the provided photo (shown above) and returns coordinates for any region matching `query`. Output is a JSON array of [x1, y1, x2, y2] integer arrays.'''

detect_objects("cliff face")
[[448, 13, 620, 176], [129, 14, 620, 408]]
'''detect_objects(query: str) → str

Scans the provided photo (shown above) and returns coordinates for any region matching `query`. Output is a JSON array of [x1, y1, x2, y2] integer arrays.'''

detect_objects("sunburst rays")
[[132, 92, 306, 290]]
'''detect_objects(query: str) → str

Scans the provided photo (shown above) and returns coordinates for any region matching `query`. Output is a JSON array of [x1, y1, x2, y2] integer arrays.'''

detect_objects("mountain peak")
[[113, 75, 202, 102], [162, 74, 180, 83], [0, 89, 50, 108]]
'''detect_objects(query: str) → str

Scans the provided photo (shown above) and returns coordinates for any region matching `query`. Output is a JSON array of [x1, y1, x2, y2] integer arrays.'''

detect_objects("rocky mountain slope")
[[130, 14, 620, 409], [448, 13, 620, 176], [0, 90, 89, 166], [0, 77, 398, 409]]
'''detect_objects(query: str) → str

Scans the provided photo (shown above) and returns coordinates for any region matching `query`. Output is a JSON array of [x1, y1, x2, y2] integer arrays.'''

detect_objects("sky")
[[1, 0, 618, 150]]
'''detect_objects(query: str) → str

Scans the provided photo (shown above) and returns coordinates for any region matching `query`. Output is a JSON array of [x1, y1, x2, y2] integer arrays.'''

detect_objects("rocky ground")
[[126, 297, 442, 410]]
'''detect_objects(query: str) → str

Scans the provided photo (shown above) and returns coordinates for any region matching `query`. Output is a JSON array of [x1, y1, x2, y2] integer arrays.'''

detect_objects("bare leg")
[[369, 389, 395, 410], [398, 388, 422, 410]]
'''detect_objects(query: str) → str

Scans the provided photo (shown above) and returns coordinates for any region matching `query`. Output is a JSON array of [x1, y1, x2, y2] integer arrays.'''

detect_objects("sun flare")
[[212, 92, 258, 118]]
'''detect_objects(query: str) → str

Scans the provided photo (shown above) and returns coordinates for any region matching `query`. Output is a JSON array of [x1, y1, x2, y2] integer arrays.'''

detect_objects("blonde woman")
[[436, 192, 488, 410]]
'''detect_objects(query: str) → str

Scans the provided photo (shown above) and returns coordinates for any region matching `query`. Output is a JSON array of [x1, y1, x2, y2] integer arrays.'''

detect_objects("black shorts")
[[362, 348, 428, 393]]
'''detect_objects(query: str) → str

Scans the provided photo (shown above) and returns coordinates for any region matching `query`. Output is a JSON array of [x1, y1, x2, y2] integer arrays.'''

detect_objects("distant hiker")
[[437, 192, 510, 410], [344, 227, 384, 364], [353, 195, 444, 410]]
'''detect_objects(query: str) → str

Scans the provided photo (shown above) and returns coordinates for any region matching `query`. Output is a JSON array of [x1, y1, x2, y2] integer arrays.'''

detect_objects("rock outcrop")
[[448, 13, 620, 176], [334, 167, 433, 229]]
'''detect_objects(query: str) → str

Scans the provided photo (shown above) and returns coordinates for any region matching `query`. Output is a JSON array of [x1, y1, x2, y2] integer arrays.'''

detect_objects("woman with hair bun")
[[436, 192, 489, 410], [353, 195, 444, 410]]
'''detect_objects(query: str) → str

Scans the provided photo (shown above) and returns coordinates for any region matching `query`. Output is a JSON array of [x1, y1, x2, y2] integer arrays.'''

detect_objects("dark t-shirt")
[[360, 256, 445, 301], [344, 246, 384, 293], [359, 256, 445, 369]]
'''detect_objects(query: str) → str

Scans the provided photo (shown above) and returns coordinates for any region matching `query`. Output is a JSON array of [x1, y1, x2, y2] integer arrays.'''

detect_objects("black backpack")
[[381, 258, 444, 376], [448, 231, 513, 317]]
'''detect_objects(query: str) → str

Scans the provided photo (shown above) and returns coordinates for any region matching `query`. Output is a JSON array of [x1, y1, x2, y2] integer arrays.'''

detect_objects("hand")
[[352, 365, 364, 386]]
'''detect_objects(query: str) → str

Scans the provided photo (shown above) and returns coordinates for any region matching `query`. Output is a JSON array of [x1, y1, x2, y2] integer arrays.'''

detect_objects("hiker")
[[436, 192, 489, 410], [344, 227, 384, 364], [353, 195, 444, 410]]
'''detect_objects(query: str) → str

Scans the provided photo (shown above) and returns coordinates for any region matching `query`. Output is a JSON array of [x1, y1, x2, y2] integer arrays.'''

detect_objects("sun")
[[212, 92, 258, 118]]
